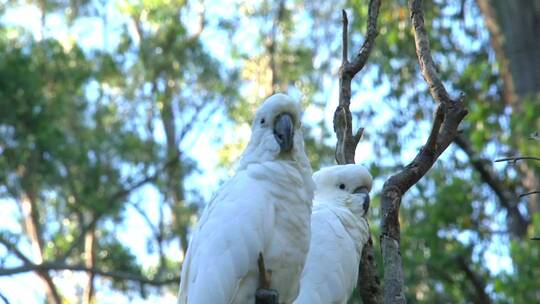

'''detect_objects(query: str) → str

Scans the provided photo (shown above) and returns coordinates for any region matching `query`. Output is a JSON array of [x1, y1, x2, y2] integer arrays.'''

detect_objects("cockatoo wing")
[[178, 169, 275, 304], [294, 206, 359, 304]]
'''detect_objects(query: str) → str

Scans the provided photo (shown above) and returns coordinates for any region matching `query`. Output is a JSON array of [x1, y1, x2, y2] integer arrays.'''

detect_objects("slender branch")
[[455, 134, 529, 237], [333, 3, 382, 304], [0, 236, 33, 265], [255, 253, 278, 304], [347, 0, 382, 74], [520, 190, 540, 198], [456, 256, 492, 304], [410, 0, 451, 105], [379, 1, 468, 303], [494, 156, 540, 163], [61, 153, 181, 261], [334, 1, 381, 165], [0, 292, 9, 304], [342, 9, 348, 64], [0, 262, 179, 286]]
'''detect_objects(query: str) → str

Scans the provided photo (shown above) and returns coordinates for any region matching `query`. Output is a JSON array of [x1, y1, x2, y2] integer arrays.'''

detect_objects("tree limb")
[[379, 1, 468, 303], [0, 262, 179, 286], [334, 1, 380, 165], [494, 156, 540, 163], [61, 153, 181, 261], [333, 3, 382, 304], [454, 134, 529, 237], [520, 190, 540, 198], [456, 256, 492, 304], [0, 235, 33, 265], [0, 292, 9, 304]]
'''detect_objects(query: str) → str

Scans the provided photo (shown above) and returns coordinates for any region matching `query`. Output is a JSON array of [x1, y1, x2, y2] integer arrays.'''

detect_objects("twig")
[[379, 1, 468, 303], [333, 3, 382, 304], [494, 156, 540, 163], [519, 190, 540, 198], [257, 253, 271, 289], [255, 253, 278, 304]]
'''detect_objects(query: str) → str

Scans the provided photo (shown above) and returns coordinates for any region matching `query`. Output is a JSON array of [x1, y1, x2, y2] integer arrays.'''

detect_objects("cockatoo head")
[[312, 164, 372, 218], [239, 93, 309, 169]]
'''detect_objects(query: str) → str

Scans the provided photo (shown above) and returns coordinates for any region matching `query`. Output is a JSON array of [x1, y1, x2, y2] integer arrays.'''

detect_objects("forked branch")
[[334, 0, 381, 165], [379, 1, 467, 303], [333, 2, 382, 304]]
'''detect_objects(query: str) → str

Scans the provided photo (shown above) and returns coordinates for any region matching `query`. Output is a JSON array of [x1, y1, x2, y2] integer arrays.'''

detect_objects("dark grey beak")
[[273, 113, 294, 153], [354, 187, 370, 214], [362, 195, 370, 214]]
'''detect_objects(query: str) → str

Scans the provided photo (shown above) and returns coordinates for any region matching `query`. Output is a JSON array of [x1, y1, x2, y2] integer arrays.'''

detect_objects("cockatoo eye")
[[260, 118, 265, 124], [339, 184, 346, 190]]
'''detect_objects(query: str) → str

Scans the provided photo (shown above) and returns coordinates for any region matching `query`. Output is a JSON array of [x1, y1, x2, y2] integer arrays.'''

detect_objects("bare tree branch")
[[0, 262, 179, 286], [333, 3, 382, 304], [255, 253, 279, 304], [520, 190, 540, 198], [455, 134, 529, 237], [334, 1, 380, 165], [456, 256, 492, 304], [0, 292, 9, 304], [61, 153, 181, 261], [494, 156, 540, 163], [378, 1, 468, 303], [0, 235, 33, 265]]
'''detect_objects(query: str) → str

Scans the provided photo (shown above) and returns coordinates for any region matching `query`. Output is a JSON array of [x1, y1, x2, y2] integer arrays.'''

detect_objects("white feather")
[[294, 164, 372, 304], [178, 94, 314, 304]]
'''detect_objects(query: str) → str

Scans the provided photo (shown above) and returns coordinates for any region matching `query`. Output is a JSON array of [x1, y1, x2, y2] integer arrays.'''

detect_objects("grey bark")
[[378, 1, 468, 303], [333, 2, 383, 304]]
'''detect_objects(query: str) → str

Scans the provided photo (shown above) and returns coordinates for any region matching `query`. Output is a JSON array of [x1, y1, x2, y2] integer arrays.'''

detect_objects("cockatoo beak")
[[353, 187, 370, 214], [362, 194, 370, 214], [274, 113, 294, 153]]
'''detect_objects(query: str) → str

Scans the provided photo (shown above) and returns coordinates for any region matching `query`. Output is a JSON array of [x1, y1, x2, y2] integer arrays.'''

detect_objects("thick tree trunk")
[[477, 0, 540, 103], [477, 0, 540, 219]]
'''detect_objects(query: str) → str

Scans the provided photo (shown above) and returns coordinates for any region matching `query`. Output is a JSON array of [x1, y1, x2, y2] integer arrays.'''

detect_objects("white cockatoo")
[[178, 93, 315, 304], [294, 164, 372, 304]]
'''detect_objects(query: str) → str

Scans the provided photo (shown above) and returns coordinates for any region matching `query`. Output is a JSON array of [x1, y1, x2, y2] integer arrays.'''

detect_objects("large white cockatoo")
[[178, 93, 315, 304], [294, 164, 372, 304]]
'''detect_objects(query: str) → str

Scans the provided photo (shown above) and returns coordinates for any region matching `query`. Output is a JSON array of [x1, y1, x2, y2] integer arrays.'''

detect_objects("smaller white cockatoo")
[[294, 164, 372, 304], [178, 93, 315, 304]]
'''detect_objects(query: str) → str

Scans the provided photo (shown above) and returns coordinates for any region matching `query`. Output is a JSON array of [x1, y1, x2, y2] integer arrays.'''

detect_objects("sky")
[[0, 0, 514, 302]]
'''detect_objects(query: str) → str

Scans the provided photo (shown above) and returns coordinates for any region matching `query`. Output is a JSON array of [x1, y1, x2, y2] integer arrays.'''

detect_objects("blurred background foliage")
[[0, 0, 539, 303]]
